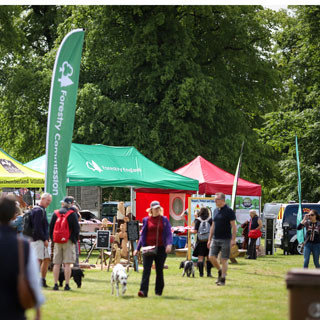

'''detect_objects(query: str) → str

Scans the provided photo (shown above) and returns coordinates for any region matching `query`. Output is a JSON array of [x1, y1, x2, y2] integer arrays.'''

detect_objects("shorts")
[[209, 239, 231, 260], [53, 240, 76, 264], [31, 240, 50, 260]]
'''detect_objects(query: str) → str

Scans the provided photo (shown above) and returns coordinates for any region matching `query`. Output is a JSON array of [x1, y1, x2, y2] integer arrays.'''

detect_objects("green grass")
[[26, 249, 308, 320]]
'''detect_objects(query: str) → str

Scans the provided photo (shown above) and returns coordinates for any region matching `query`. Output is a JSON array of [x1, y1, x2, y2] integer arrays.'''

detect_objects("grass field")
[[26, 248, 308, 320]]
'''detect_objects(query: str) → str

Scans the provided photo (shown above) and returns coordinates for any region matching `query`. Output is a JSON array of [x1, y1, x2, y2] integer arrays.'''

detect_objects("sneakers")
[[42, 278, 48, 288], [217, 277, 226, 286], [215, 269, 222, 284], [53, 283, 59, 291], [138, 291, 146, 298], [64, 284, 71, 291]]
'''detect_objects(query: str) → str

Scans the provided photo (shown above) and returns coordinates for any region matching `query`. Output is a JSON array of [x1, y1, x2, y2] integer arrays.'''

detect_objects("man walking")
[[31, 192, 52, 288], [49, 196, 80, 291], [207, 192, 237, 286]]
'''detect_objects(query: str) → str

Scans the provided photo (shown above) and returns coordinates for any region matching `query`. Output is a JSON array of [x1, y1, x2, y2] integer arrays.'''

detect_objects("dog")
[[111, 264, 128, 296], [179, 260, 195, 277], [59, 267, 85, 288]]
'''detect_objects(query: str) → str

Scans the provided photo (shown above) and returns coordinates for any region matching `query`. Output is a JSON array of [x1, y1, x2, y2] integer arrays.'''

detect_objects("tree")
[[0, 6, 70, 162], [258, 6, 320, 202], [70, 6, 281, 179], [0, 5, 282, 202]]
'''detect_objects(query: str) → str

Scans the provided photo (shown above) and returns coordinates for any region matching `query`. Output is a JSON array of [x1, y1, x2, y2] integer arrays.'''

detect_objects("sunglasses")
[[309, 214, 315, 217]]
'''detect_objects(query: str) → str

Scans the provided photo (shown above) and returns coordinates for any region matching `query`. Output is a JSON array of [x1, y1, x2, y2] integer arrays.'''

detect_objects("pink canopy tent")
[[174, 155, 261, 196]]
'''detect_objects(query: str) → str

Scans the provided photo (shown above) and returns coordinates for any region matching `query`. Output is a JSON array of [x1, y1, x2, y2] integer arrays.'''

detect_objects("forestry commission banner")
[[45, 29, 84, 219]]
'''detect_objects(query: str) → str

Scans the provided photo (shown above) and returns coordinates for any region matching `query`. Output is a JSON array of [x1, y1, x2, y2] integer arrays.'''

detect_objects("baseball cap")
[[150, 201, 160, 209], [61, 196, 74, 205]]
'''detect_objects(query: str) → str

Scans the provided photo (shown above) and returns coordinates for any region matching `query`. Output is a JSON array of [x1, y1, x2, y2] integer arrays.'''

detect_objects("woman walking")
[[134, 201, 172, 297], [297, 209, 320, 268], [247, 209, 262, 260], [192, 207, 213, 277]]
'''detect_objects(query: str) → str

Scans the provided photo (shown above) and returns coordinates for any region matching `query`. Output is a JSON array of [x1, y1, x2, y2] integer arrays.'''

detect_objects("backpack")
[[22, 206, 45, 237], [197, 217, 211, 241], [22, 210, 33, 237], [53, 209, 74, 243]]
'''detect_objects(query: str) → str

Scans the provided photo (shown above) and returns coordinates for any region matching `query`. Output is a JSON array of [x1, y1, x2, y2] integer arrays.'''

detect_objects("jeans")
[[140, 246, 167, 296], [303, 242, 320, 268], [247, 238, 257, 259]]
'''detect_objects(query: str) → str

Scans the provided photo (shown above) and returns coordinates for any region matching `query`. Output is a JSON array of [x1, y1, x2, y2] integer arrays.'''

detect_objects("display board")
[[96, 230, 110, 249], [127, 221, 140, 241], [188, 197, 216, 223]]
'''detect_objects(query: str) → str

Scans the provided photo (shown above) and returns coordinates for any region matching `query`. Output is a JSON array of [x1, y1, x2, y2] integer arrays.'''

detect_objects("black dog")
[[179, 260, 195, 277], [59, 267, 84, 288]]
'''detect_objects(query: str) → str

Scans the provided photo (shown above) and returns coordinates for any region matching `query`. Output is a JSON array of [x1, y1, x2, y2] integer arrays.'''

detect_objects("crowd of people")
[[1, 190, 318, 318]]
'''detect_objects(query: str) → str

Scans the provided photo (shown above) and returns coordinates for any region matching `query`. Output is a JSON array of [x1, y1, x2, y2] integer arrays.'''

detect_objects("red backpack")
[[53, 209, 74, 243]]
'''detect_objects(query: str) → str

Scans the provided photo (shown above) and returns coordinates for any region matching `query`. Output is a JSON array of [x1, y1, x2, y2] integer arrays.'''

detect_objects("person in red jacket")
[[134, 200, 173, 298], [49, 196, 80, 291]]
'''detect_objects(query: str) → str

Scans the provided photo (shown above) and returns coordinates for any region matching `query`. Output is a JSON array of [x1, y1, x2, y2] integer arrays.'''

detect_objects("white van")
[[274, 203, 320, 254], [261, 203, 282, 236]]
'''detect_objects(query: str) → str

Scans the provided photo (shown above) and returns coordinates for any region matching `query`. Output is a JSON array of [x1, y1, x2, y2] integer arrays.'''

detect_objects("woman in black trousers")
[[134, 200, 173, 297], [247, 209, 262, 259]]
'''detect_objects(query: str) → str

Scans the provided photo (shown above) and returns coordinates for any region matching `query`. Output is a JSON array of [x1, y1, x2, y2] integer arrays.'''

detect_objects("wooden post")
[[101, 249, 104, 270], [107, 216, 117, 272]]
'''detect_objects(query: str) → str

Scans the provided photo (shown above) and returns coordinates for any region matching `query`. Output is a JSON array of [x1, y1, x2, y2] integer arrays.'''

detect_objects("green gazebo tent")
[[25, 143, 198, 191]]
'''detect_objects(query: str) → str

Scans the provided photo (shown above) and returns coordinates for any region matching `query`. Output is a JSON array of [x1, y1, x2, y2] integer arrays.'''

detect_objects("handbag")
[[17, 238, 36, 310], [248, 217, 262, 239], [141, 217, 160, 257], [248, 229, 262, 239], [141, 245, 158, 256]]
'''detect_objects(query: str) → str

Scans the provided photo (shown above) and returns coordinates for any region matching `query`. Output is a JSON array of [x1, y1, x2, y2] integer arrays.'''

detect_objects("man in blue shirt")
[[207, 192, 237, 286], [31, 192, 52, 288]]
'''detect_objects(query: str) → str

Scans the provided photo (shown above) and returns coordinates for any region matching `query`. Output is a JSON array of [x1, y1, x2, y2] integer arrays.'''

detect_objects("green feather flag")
[[296, 136, 304, 244]]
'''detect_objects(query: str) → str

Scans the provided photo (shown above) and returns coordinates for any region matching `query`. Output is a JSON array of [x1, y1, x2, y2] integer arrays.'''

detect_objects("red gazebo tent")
[[174, 156, 261, 196]]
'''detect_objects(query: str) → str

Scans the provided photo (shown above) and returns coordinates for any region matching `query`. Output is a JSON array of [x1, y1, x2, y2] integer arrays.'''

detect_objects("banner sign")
[[296, 136, 304, 244], [45, 29, 85, 219]]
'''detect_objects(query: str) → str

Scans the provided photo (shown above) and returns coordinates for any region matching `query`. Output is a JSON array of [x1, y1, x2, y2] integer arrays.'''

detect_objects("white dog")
[[111, 264, 128, 296]]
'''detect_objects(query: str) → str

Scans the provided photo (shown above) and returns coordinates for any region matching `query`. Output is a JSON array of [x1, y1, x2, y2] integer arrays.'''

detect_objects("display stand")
[[96, 228, 111, 270], [127, 220, 140, 272]]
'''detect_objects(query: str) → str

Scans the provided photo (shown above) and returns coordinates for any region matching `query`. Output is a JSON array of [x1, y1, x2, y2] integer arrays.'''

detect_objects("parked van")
[[262, 203, 282, 236], [101, 201, 131, 221], [275, 203, 320, 254]]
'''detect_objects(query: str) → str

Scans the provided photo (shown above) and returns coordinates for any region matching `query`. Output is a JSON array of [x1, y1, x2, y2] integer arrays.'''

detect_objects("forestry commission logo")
[[58, 61, 74, 87], [86, 160, 103, 173]]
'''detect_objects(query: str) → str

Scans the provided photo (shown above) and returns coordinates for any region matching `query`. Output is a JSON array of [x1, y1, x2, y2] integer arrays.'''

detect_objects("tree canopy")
[[1, 5, 319, 203]]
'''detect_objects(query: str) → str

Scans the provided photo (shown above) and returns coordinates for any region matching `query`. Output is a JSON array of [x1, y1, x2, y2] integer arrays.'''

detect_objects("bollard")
[[286, 269, 320, 320]]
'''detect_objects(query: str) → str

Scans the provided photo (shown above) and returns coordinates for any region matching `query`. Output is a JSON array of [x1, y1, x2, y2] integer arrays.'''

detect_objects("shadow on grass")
[[84, 277, 108, 283], [120, 295, 135, 299], [160, 295, 193, 301]]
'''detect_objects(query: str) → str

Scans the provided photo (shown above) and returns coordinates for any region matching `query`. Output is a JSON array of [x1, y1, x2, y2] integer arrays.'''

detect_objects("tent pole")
[[130, 187, 135, 217]]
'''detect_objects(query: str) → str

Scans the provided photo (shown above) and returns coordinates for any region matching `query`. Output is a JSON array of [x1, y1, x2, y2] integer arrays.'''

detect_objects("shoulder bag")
[[141, 217, 160, 257], [17, 238, 36, 310], [248, 218, 262, 239]]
